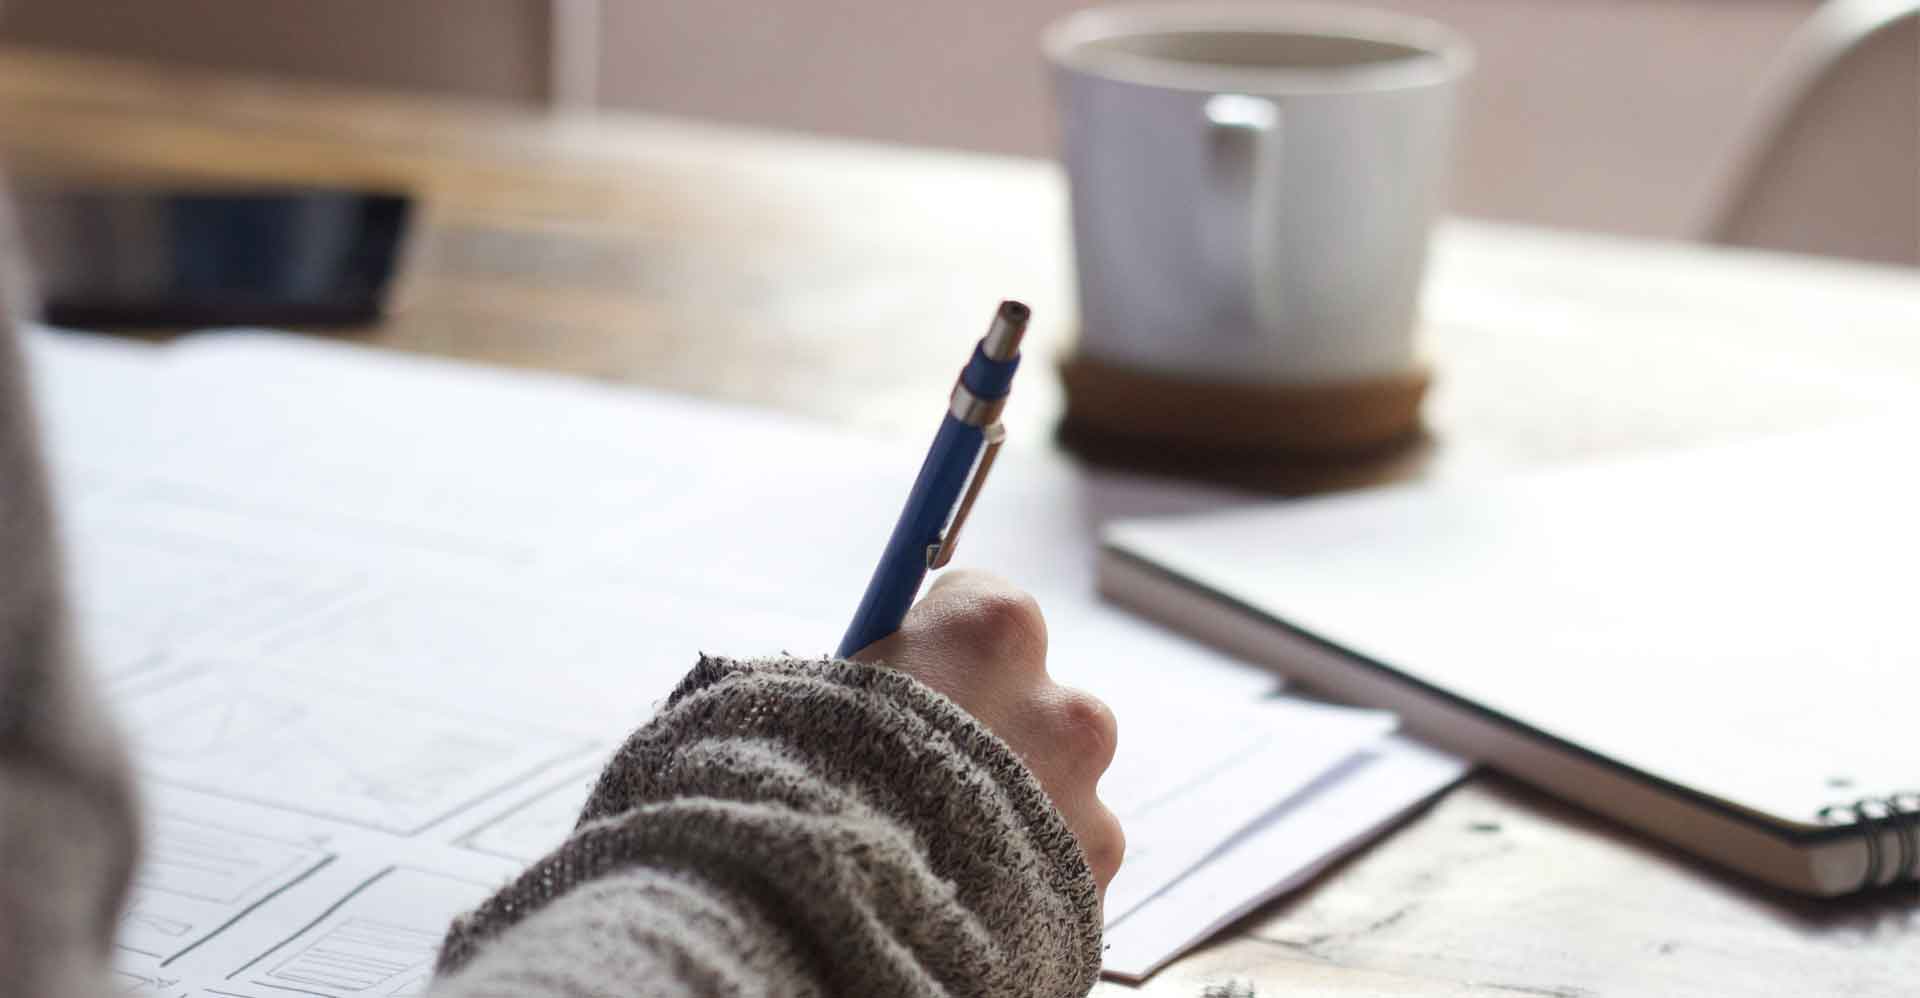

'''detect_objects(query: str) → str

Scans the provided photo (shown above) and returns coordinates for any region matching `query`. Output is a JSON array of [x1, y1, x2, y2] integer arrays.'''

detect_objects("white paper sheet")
[[1099, 697, 1395, 920], [214, 866, 494, 998], [1102, 736, 1470, 980], [23, 327, 1455, 986]]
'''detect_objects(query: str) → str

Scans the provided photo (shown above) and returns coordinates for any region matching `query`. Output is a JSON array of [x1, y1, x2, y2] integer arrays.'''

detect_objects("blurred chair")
[[1703, 0, 1918, 266]]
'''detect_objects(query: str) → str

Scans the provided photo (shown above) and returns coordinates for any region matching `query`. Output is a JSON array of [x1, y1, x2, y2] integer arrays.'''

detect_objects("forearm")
[[0, 293, 140, 998], [433, 655, 1102, 998], [0, 764, 138, 998]]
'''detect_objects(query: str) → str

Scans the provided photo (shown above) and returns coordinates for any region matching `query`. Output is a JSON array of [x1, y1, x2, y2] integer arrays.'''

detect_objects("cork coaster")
[[1058, 352, 1431, 459]]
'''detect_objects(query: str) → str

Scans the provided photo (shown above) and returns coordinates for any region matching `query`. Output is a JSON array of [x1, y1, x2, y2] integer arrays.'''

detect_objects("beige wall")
[[0, 1, 1840, 242], [0, 0, 553, 103], [595, 0, 1823, 240]]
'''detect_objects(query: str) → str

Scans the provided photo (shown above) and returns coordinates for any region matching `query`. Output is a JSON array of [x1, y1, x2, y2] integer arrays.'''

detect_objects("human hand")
[[852, 570, 1125, 893]]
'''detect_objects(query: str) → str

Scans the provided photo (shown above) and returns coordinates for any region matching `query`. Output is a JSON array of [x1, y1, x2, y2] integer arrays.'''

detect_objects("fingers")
[[851, 570, 1047, 709], [915, 569, 1048, 669], [847, 627, 904, 665], [850, 570, 1045, 668], [1044, 695, 1124, 892], [842, 569, 1123, 889], [1038, 687, 1119, 780], [1021, 686, 1123, 889], [1065, 798, 1126, 890]]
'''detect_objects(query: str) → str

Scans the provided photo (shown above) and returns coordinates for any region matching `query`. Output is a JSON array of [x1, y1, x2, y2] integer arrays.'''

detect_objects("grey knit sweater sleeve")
[[431, 654, 1104, 998], [0, 309, 141, 997]]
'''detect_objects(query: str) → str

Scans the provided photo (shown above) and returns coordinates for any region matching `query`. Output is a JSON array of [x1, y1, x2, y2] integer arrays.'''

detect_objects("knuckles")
[[940, 587, 1048, 668], [1050, 689, 1119, 774]]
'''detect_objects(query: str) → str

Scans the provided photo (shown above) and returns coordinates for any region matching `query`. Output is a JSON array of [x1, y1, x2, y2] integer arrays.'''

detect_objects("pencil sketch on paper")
[[116, 815, 332, 965], [267, 918, 441, 995], [64, 522, 362, 679], [458, 768, 600, 863], [109, 967, 189, 996], [117, 669, 589, 835], [221, 867, 492, 998]]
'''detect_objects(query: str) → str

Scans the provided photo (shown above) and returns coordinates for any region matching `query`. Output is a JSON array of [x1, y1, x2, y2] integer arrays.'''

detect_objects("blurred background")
[[1, 0, 1912, 265]]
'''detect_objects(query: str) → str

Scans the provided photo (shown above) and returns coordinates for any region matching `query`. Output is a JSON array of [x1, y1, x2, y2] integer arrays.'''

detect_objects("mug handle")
[[1202, 94, 1280, 328]]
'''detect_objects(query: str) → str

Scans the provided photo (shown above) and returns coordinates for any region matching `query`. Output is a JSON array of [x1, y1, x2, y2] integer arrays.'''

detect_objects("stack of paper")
[[27, 328, 1466, 993]]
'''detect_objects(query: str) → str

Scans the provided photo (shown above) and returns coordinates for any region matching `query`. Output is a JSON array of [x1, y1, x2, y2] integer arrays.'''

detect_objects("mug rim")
[[1043, 2, 1474, 96]]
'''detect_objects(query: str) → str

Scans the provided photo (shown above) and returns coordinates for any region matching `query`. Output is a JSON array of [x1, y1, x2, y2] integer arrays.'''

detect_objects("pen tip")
[[985, 300, 1030, 361]]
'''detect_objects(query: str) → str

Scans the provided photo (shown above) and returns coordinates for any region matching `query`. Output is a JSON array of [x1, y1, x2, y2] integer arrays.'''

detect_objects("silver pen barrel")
[[983, 300, 1030, 361]]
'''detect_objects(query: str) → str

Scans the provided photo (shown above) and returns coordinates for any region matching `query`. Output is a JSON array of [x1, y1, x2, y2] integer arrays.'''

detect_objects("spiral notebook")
[[1101, 421, 1920, 897]]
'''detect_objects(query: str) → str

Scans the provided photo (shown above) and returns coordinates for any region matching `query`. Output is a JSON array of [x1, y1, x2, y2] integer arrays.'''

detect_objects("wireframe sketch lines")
[[458, 768, 599, 863], [110, 968, 188, 996], [65, 521, 362, 678], [228, 868, 493, 998], [118, 670, 588, 835], [118, 815, 331, 963], [267, 919, 442, 993]]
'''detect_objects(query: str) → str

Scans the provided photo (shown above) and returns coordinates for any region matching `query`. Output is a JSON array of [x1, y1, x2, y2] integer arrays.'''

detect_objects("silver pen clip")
[[926, 421, 1007, 569]]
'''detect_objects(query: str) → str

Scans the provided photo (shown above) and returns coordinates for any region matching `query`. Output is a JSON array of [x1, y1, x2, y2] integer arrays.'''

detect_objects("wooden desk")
[[2, 47, 1915, 997]]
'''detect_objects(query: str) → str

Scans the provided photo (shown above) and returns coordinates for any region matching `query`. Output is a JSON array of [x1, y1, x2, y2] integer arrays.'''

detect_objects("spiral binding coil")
[[1816, 791, 1920, 891]]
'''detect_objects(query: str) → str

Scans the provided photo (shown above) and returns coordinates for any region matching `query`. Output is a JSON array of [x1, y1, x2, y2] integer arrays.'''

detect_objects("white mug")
[[1046, 4, 1472, 385]]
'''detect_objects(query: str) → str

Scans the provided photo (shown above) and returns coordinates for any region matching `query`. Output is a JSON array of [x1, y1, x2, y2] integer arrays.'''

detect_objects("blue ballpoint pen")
[[835, 300, 1029, 658]]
